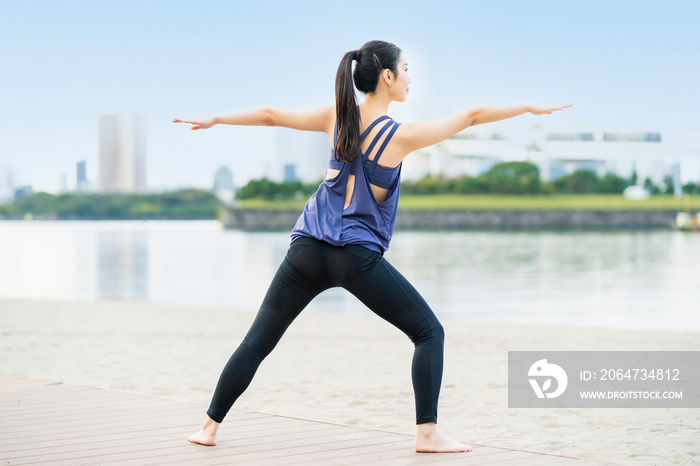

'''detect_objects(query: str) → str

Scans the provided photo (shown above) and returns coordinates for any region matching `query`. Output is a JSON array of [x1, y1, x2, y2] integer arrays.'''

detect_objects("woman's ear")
[[383, 69, 393, 85]]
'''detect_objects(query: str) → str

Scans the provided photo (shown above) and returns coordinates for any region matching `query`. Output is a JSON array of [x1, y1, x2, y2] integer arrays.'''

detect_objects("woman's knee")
[[431, 319, 445, 346], [241, 305, 293, 357], [434, 319, 445, 341], [408, 310, 445, 347]]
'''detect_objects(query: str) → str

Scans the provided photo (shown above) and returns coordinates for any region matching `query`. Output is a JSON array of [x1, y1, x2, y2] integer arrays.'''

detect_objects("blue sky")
[[1, 0, 698, 192]]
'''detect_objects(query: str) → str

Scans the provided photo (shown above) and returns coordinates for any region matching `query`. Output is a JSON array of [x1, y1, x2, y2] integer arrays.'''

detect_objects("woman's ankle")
[[416, 422, 437, 436], [202, 415, 220, 432]]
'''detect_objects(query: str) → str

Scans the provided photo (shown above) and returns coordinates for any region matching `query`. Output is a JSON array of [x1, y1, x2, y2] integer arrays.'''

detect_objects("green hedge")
[[0, 189, 221, 220], [236, 178, 320, 200], [401, 161, 699, 196]]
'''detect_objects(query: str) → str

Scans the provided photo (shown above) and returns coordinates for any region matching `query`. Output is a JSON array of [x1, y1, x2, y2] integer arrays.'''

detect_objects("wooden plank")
[[319, 445, 522, 466], [511, 457, 600, 466], [123, 431, 397, 466], [0, 385, 158, 405], [31, 426, 370, 465], [0, 384, 94, 402], [163, 433, 413, 466], [0, 407, 205, 440], [0, 425, 199, 456], [0, 375, 612, 466], [219, 436, 417, 465], [307, 442, 478, 465], [0, 375, 54, 390], [0, 387, 153, 408], [0, 415, 307, 456], [4, 423, 345, 465], [0, 396, 192, 423], [1, 393, 200, 420]]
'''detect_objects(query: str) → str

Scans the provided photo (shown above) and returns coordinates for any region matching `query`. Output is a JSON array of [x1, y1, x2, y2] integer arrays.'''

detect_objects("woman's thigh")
[[331, 247, 442, 341], [240, 240, 333, 355], [260, 239, 333, 320]]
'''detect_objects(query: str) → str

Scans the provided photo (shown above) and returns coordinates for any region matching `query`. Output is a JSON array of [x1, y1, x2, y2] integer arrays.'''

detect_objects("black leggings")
[[207, 236, 445, 425]]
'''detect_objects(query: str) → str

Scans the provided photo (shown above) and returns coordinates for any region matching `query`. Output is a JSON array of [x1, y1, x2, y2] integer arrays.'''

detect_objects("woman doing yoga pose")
[[174, 39, 571, 453]]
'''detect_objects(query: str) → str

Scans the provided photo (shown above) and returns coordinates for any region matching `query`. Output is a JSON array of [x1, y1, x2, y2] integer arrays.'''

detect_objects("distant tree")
[[595, 174, 629, 194], [236, 178, 319, 200], [553, 170, 598, 194], [484, 161, 541, 194], [630, 170, 638, 185], [0, 189, 221, 219], [643, 177, 660, 194], [237, 178, 275, 199], [401, 176, 451, 195], [455, 175, 490, 194], [662, 175, 675, 195]]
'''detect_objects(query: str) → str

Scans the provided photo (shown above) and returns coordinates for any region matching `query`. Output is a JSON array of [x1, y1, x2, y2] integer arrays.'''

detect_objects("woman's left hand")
[[172, 117, 217, 130], [529, 104, 573, 115]]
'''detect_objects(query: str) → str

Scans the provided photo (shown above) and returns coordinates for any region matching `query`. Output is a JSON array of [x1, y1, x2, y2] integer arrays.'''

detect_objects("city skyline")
[[1, 114, 697, 197], [2, 1, 699, 193]]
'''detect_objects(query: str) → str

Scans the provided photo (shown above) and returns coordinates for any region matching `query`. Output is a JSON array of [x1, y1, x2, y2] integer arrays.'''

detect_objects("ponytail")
[[333, 41, 402, 163], [334, 51, 360, 162]]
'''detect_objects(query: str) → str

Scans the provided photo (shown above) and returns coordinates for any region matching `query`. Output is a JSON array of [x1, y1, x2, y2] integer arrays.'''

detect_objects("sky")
[[1, 0, 699, 193]]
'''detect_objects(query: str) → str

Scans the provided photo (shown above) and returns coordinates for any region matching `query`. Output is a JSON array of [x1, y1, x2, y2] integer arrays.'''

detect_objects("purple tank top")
[[291, 115, 402, 253]]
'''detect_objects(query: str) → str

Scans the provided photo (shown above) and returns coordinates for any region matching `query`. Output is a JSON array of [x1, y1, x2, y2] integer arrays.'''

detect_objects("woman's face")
[[391, 55, 411, 102]]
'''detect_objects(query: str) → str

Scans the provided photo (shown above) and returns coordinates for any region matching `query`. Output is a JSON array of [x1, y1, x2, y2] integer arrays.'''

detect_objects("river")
[[0, 220, 697, 331]]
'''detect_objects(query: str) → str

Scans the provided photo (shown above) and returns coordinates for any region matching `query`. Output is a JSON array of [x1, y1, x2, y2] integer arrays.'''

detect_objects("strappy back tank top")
[[290, 115, 402, 253]]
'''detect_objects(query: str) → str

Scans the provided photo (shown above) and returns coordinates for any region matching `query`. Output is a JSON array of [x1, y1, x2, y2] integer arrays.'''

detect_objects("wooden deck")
[[0, 374, 615, 465]]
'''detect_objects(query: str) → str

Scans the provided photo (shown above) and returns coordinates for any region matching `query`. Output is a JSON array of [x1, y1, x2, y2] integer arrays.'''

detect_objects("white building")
[[403, 130, 699, 184], [212, 165, 235, 205], [98, 114, 146, 193]]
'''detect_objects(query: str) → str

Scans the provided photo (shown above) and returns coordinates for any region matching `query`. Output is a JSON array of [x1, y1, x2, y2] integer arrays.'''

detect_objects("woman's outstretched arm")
[[172, 104, 335, 133], [395, 104, 572, 155]]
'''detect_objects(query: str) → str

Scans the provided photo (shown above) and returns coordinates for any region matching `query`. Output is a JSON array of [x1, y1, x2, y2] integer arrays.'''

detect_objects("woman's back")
[[291, 114, 403, 254]]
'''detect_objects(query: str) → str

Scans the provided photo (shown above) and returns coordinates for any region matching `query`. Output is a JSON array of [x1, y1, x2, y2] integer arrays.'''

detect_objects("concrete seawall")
[[220, 208, 677, 231]]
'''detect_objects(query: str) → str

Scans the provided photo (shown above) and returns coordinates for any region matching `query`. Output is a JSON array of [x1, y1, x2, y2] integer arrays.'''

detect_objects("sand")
[[1, 297, 698, 465]]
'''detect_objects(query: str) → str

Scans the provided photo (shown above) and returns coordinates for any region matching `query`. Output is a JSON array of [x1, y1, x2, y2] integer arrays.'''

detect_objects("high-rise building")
[[98, 114, 146, 193], [14, 186, 33, 199], [76, 160, 90, 192], [0, 165, 15, 203], [273, 128, 327, 183], [284, 164, 296, 182], [671, 163, 682, 198]]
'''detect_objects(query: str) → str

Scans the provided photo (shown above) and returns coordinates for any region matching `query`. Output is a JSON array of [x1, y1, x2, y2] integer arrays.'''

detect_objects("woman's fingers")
[[531, 104, 572, 115], [172, 118, 206, 129]]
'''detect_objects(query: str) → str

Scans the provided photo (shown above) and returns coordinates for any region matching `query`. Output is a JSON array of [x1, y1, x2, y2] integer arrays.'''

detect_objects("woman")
[[174, 40, 571, 453]]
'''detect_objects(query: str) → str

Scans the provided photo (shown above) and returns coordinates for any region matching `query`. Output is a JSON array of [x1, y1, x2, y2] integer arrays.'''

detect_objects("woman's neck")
[[360, 92, 392, 120]]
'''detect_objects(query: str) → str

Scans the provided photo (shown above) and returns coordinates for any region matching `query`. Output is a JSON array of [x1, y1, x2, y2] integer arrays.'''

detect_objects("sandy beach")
[[1, 297, 698, 465]]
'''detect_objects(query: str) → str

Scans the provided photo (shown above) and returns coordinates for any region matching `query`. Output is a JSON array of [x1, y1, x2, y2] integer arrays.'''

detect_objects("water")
[[0, 220, 698, 331]]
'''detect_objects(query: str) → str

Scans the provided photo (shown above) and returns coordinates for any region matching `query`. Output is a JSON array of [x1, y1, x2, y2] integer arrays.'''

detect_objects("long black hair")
[[334, 40, 402, 162]]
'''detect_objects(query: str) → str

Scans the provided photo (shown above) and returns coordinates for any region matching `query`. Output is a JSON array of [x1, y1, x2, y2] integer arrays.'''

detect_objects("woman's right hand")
[[172, 117, 217, 130], [528, 104, 573, 115]]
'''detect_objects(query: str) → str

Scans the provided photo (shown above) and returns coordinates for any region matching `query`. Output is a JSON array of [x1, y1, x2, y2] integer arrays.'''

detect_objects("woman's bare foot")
[[188, 416, 220, 446], [414, 422, 471, 453]]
